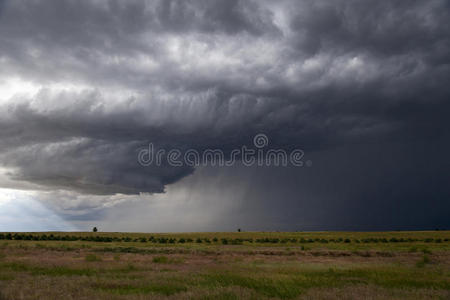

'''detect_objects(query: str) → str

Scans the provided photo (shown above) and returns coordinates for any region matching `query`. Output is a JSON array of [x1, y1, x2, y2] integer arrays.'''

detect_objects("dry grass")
[[0, 231, 449, 299]]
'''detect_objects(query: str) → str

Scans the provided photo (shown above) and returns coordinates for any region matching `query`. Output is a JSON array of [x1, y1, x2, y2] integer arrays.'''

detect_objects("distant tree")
[[237, 228, 241, 232], [93, 227, 98, 232]]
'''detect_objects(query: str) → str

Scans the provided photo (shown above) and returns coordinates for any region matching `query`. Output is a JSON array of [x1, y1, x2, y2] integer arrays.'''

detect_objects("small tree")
[[237, 228, 241, 232], [93, 227, 98, 232]]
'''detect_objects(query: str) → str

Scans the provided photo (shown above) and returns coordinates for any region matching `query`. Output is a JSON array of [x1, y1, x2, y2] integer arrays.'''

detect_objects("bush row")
[[0, 233, 448, 244]]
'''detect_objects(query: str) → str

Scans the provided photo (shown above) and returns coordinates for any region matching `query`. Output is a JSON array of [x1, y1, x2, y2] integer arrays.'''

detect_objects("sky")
[[0, 0, 449, 232]]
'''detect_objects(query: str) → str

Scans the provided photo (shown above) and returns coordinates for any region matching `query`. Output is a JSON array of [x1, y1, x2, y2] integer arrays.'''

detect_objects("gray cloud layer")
[[0, 0, 449, 229]]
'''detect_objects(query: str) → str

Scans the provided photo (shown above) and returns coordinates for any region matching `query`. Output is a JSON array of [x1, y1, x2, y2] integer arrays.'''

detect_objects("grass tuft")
[[85, 254, 102, 262], [153, 256, 169, 263], [416, 255, 431, 268], [93, 282, 187, 296]]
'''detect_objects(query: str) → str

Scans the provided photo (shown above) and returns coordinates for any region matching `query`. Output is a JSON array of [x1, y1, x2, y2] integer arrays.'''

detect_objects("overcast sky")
[[0, 0, 449, 232]]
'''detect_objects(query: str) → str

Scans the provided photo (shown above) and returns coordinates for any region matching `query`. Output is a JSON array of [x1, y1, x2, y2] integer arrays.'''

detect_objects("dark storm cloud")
[[0, 0, 449, 228], [288, 1, 450, 56]]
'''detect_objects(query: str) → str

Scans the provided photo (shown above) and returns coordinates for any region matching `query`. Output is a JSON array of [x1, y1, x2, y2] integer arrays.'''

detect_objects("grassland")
[[0, 231, 449, 299]]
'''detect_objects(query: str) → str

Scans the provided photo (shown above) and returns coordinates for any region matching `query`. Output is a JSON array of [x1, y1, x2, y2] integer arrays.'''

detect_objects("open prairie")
[[0, 231, 449, 299]]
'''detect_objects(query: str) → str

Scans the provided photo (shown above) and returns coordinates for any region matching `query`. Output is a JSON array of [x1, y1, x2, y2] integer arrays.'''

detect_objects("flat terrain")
[[0, 231, 449, 299]]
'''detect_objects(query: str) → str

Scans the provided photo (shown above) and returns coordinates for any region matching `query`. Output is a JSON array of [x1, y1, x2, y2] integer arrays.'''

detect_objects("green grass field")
[[0, 231, 449, 299]]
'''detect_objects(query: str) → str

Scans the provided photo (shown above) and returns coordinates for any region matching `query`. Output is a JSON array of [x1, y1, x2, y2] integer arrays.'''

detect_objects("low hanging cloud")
[[0, 0, 449, 222]]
